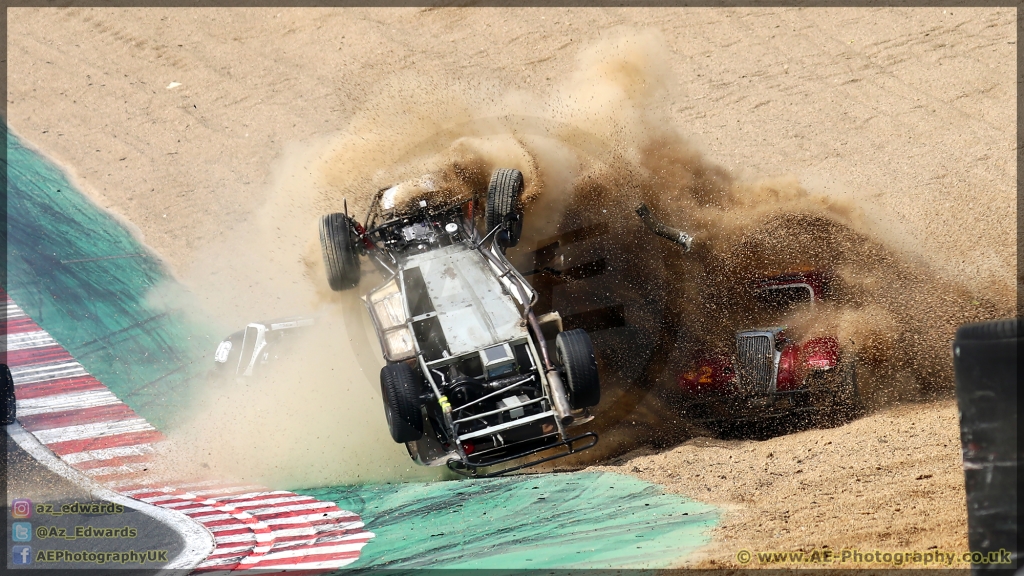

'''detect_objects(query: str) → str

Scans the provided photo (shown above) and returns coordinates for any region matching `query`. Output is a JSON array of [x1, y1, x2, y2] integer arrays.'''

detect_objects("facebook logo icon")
[[12, 545, 33, 565]]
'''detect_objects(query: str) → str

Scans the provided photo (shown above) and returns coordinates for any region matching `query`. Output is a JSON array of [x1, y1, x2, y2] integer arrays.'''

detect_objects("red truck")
[[636, 205, 860, 426]]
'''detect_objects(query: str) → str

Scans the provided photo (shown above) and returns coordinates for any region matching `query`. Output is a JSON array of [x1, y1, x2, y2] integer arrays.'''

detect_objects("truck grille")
[[736, 333, 775, 395]]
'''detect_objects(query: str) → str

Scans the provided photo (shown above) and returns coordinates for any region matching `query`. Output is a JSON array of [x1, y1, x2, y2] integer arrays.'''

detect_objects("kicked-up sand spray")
[[165, 30, 1012, 482]]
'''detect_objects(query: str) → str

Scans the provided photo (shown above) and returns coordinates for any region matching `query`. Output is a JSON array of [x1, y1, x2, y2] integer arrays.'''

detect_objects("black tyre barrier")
[[2, 363, 16, 425], [953, 318, 1020, 572]]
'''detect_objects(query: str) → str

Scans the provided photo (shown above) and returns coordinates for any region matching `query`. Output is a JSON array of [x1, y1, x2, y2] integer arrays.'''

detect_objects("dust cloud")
[[159, 29, 1012, 485], [159, 139, 450, 487], [154, 300, 444, 488], [323, 33, 1009, 374]]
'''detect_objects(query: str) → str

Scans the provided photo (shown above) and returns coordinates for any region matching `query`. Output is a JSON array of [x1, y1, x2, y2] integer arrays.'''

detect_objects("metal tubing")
[[452, 375, 535, 413], [452, 396, 548, 425], [458, 410, 557, 441], [477, 242, 533, 309], [527, 310, 554, 370], [525, 310, 573, 424], [545, 369, 575, 425], [447, 431, 599, 478], [636, 203, 693, 251], [417, 355, 445, 409], [474, 220, 504, 249]]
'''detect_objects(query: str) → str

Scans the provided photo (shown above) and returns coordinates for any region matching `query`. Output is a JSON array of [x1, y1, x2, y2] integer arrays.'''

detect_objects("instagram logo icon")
[[11, 498, 32, 518]]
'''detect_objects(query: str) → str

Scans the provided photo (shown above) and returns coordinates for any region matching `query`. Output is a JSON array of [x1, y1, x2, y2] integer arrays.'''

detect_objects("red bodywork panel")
[[679, 355, 735, 396], [678, 335, 841, 397], [775, 342, 799, 391], [801, 336, 840, 371]]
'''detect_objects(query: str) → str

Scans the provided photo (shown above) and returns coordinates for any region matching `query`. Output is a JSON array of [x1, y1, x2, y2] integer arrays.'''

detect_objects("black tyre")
[[806, 353, 860, 426], [556, 329, 600, 408], [485, 168, 524, 248], [833, 355, 862, 420], [954, 318, 1019, 569], [380, 362, 424, 443], [2, 364, 15, 425], [319, 213, 361, 291]]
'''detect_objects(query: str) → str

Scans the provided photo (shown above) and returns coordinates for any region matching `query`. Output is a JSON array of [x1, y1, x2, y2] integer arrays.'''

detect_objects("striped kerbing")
[[3, 292, 375, 572]]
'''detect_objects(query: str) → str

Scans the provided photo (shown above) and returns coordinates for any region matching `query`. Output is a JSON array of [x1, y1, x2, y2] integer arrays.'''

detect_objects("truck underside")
[[339, 172, 599, 476]]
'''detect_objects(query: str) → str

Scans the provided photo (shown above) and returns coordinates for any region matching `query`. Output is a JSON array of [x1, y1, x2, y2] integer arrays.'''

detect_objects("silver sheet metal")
[[405, 243, 527, 356]]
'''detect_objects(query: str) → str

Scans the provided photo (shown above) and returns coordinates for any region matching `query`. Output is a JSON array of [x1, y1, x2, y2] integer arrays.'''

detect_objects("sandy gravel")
[[593, 399, 969, 567], [6, 6, 1014, 563]]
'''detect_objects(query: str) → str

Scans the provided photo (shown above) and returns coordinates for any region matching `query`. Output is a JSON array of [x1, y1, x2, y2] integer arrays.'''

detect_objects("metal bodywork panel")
[[404, 243, 527, 357]]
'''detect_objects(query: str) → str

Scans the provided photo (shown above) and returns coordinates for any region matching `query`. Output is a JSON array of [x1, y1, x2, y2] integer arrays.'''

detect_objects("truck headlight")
[[366, 279, 415, 361], [369, 279, 406, 330], [383, 327, 416, 360]]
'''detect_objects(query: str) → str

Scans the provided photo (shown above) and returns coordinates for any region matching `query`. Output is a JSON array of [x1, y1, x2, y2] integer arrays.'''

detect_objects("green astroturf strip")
[[3, 126, 215, 430], [297, 471, 718, 571]]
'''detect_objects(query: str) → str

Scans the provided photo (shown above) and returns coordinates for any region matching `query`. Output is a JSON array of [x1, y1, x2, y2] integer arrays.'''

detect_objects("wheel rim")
[[557, 343, 578, 405], [381, 383, 394, 429]]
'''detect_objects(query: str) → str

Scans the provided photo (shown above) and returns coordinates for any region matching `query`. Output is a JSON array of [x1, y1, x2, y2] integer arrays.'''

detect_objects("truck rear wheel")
[[380, 362, 424, 443], [486, 168, 524, 249], [319, 213, 361, 291], [556, 329, 600, 408]]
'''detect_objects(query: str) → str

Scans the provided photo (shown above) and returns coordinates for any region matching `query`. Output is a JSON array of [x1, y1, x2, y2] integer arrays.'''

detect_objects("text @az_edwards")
[[35, 525, 138, 540], [735, 548, 1014, 566]]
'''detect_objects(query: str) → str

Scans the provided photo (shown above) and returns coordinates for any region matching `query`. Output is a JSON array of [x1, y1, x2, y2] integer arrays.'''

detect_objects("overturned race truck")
[[318, 168, 601, 476]]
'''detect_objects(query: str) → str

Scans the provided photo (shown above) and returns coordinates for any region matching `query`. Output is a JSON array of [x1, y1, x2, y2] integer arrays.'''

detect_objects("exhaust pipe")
[[527, 310, 574, 425], [636, 203, 693, 252], [545, 369, 575, 426]]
